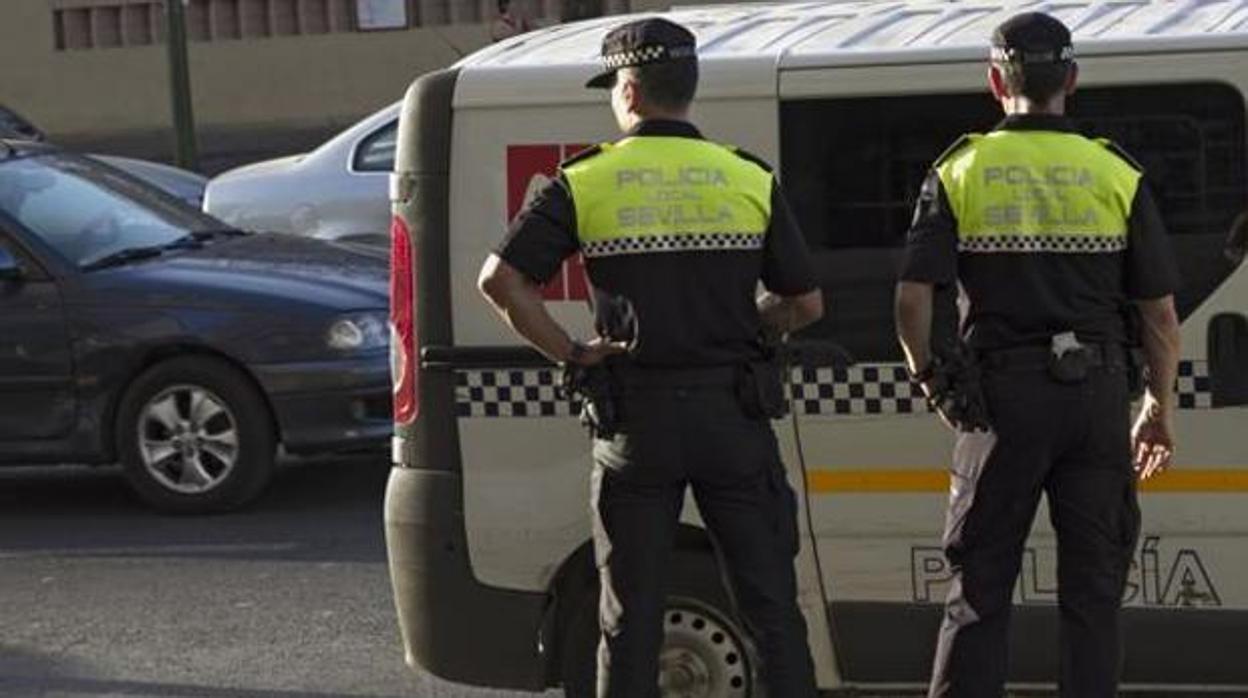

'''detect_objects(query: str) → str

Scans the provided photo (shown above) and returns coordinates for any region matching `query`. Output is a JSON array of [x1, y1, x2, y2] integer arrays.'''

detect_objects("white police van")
[[384, 0, 1248, 693]]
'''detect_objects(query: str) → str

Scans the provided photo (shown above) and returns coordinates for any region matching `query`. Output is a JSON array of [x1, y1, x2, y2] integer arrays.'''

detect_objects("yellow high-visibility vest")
[[936, 130, 1141, 253], [562, 136, 773, 258]]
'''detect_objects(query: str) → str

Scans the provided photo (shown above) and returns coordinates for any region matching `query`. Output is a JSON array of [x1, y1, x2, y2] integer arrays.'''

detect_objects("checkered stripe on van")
[[453, 364, 926, 418], [453, 360, 1213, 418], [786, 364, 929, 416], [1177, 360, 1212, 409], [456, 369, 580, 418]]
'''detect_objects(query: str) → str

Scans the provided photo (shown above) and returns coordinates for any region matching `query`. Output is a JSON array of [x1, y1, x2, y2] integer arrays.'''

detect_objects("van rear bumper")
[[384, 464, 548, 690]]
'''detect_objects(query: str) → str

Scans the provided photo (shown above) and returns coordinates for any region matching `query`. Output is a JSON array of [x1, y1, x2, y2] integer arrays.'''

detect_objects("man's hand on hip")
[[573, 337, 629, 366]]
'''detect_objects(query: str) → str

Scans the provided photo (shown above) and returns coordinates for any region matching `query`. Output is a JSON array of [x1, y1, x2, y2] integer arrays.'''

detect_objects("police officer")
[[895, 12, 1182, 698], [478, 17, 822, 698]]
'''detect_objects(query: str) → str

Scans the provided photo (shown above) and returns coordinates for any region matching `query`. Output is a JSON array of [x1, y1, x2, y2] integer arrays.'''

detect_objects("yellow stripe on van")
[[806, 469, 1248, 493], [806, 469, 950, 493]]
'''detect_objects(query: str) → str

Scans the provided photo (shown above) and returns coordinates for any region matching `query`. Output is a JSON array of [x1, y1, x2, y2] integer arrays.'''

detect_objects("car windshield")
[[0, 153, 225, 268]]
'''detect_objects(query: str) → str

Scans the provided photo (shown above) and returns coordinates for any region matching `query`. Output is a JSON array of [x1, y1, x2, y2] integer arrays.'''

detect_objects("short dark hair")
[[624, 60, 698, 111], [995, 60, 1071, 103]]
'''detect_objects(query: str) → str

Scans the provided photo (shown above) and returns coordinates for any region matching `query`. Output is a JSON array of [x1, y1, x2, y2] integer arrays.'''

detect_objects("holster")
[[928, 342, 992, 432], [560, 364, 618, 439], [736, 358, 788, 420], [1048, 346, 1091, 384]]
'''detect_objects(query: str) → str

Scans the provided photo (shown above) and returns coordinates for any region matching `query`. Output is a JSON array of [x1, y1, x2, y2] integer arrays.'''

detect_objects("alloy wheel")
[[137, 385, 239, 494]]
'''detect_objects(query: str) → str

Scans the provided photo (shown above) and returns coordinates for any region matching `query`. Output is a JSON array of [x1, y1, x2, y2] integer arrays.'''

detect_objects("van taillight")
[[389, 215, 418, 425]]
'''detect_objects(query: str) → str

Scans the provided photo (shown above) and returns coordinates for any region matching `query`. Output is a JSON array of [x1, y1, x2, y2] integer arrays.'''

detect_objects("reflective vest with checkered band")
[[936, 131, 1141, 254], [561, 136, 772, 259]]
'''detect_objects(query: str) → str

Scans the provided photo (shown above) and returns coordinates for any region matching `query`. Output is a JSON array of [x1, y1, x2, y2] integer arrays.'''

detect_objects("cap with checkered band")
[[990, 12, 1074, 65], [585, 17, 697, 89]]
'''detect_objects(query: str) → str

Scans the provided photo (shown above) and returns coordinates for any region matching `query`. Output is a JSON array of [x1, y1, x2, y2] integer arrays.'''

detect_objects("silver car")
[[203, 102, 398, 247]]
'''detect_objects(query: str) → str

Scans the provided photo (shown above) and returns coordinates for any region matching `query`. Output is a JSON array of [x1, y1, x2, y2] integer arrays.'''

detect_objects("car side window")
[[353, 120, 398, 173], [781, 82, 1247, 362]]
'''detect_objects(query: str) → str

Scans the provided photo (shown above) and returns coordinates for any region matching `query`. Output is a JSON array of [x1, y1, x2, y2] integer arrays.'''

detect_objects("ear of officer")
[[609, 66, 690, 132]]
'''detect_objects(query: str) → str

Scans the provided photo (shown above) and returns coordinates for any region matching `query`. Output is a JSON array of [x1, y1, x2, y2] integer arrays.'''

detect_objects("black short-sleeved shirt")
[[899, 114, 1181, 350], [496, 119, 818, 367]]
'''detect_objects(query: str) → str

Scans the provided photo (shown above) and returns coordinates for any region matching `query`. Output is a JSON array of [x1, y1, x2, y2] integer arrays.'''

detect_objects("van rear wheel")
[[658, 597, 755, 697], [560, 556, 760, 698]]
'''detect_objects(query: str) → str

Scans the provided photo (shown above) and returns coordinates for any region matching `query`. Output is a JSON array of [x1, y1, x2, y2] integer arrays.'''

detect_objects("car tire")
[[116, 356, 276, 514], [560, 552, 762, 698]]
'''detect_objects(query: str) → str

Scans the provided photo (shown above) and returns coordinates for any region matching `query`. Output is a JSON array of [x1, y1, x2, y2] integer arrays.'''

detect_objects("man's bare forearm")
[[478, 254, 576, 363], [757, 293, 796, 335], [758, 289, 824, 336], [895, 281, 934, 374], [1136, 295, 1181, 411]]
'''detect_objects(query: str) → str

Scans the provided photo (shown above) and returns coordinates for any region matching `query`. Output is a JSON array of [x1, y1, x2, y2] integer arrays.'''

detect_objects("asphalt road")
[[0, 458, 1084, 698], [0, 456, 559, 698]]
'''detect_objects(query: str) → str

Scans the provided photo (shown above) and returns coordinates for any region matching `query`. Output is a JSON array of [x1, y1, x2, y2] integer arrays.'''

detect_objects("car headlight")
[[326, 312, 389, 351]]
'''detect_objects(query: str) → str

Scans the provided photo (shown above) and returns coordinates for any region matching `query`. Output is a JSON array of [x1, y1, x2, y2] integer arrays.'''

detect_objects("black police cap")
[[585, 17, 697, 89], [991, 12, 1074, 65]]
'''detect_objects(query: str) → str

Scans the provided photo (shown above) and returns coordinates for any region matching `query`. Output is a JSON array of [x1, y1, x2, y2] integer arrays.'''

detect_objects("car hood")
[[83, 233, 388, 312]]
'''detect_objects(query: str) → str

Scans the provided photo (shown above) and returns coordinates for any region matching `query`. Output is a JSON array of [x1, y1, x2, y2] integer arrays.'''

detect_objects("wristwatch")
[[908, 363, 935, 384], [566, 340, 589, 365]]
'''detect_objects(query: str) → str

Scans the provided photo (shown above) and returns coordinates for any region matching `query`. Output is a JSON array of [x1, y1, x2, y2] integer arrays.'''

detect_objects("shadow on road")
[[0, 455, 394, 564]]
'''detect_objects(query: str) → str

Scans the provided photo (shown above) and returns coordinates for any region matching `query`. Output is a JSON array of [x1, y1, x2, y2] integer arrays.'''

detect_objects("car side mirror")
[[0, 246, 23, 280]]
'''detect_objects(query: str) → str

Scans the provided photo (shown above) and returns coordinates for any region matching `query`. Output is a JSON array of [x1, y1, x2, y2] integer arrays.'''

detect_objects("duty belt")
[[978, 343, 1127, 371]]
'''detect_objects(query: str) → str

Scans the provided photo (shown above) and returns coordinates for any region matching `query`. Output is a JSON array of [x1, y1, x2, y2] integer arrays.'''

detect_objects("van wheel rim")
[[659, 600, 751, 698], [138, 385, 239, 494]]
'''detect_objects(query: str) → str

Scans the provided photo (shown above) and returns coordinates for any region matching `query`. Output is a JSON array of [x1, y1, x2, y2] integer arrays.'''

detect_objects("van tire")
[[116, 357, 276, 514], [559, 553, 762, 698]]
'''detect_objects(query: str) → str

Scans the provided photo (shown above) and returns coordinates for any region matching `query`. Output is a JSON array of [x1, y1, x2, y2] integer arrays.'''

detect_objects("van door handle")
[[421, 345, 550, 370], [1225, 211, 1248, 267]]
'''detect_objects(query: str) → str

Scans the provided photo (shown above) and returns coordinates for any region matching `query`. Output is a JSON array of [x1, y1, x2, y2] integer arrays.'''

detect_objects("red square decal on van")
[[506, 144, 592, 302]]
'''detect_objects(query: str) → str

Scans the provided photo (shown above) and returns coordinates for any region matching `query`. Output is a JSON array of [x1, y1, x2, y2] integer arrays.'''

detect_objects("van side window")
[[781, 82, 1246, 362], [354, 120, 398, 172]]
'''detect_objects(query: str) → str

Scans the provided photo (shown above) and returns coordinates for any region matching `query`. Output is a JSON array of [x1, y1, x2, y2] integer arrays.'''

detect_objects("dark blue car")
[[0, 140, 391, 513]]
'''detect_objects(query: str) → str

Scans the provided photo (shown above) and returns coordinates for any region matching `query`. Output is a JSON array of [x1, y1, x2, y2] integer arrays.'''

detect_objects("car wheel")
[[561, 554, 761, 698], [116, 356, 275, 514]]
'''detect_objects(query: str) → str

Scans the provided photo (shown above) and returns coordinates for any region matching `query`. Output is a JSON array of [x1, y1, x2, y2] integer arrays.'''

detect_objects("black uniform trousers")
[[928, 365, 1141, 698], [589, 370, 818, 698]]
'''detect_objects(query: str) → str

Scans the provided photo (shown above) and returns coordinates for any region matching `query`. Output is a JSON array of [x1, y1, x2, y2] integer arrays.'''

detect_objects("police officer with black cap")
[[895, 11, 1183, 698], [478, 16, 822, 698]]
